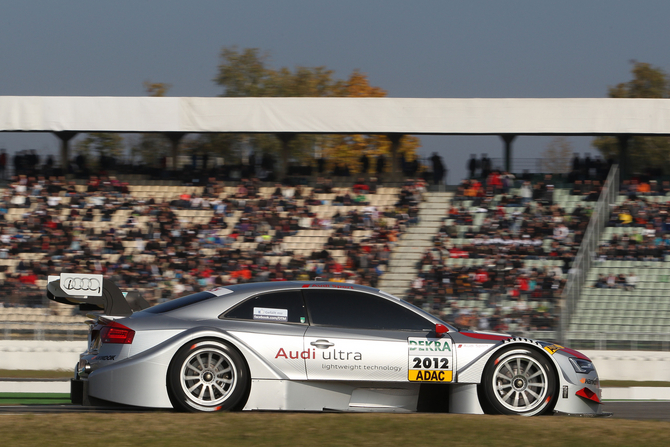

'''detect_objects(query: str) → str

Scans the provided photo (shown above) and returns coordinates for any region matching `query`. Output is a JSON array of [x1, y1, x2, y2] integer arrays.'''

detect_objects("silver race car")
[[47, 274, 604, 416]]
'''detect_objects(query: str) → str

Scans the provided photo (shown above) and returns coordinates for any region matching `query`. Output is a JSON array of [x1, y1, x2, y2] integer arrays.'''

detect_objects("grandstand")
[[1, 167, 670, 351], [0, 174, 418, 340]]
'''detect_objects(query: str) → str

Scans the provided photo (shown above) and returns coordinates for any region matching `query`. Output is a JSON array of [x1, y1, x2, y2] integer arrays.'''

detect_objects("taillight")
[[100, 320, 135, 344]]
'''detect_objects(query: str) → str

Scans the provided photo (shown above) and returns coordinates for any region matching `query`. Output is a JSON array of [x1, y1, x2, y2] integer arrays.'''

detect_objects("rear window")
[[142, 292, 216, 314]]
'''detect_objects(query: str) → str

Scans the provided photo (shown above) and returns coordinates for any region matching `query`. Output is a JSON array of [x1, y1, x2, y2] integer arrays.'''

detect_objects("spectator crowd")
[[0, 173, 424, 309], [5, 150, 666, 338], [405, 167, 605, 333]]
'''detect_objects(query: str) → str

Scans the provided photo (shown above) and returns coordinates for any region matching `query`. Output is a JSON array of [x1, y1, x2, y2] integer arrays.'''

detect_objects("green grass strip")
[[0, 393, 70, 405]]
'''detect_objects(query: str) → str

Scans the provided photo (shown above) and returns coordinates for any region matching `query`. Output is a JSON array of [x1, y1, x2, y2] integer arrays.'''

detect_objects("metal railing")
[[559, 164, 619, 345]]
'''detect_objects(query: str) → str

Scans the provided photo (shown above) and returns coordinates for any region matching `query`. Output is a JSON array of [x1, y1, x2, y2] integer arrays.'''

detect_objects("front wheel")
[[480, 347, 557, 416], [168, 339, 249, 412]]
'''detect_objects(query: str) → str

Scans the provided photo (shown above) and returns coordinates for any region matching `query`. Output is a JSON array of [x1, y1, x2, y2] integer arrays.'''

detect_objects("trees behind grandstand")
[[204, 46, 421, 175], [592, 61, 670, 175], [74, 133, 124, 172], [73, 48, 421, 176], [541, 137, 573, 174]]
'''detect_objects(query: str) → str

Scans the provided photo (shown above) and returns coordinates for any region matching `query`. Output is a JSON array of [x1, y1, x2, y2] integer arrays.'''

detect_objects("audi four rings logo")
[[63, 277, 101, 294]]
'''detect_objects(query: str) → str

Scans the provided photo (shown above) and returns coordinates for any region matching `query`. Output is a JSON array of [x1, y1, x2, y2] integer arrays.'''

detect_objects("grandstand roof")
[[2, 96, 670, 135]]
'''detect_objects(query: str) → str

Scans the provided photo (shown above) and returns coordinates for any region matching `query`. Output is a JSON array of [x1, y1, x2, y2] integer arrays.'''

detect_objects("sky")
[[2, 1, 670, 182]]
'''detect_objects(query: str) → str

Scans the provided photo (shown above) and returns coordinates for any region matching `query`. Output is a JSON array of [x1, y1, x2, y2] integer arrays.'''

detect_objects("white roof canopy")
[[1, 96, 669, 135]]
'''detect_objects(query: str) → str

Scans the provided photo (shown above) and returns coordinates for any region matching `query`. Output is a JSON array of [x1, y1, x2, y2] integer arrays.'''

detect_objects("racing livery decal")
[[543, 344, 564, 355], [274, 348, 362, 361], [60, 273, 103, 296], [580, 377, 599, 387], [304, 336, 405, 381], [407, 338, 453, 382]]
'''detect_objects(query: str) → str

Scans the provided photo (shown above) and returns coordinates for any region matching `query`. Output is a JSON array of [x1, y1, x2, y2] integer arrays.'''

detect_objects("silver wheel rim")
[[492, 354, 548, 413], [180, 347, 237, 407]]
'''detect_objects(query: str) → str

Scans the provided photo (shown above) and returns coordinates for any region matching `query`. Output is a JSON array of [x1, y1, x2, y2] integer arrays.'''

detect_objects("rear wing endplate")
[[46, 273, 150, 316]]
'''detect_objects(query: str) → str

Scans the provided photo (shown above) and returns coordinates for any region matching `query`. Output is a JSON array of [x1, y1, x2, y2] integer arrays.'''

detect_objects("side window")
[[303, 289, 431, 331], [223, 291, 306, 324]]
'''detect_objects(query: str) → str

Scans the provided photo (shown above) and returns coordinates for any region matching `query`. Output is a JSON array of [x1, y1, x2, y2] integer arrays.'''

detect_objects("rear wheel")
[[168, 339, 249, 412], [480, 347, 557, 416]]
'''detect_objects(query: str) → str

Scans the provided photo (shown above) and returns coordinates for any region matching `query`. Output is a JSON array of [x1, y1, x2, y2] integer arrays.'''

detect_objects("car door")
[[302, 287, 450, 383], [221, 290, 309, 380]]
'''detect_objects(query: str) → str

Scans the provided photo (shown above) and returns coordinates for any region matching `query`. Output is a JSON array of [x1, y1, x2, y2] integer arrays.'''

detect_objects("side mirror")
[[435, 323, 449, 337]]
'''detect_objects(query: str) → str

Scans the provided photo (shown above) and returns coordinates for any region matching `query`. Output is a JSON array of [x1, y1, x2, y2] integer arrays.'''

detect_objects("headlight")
[[569, 357, 594, 374]]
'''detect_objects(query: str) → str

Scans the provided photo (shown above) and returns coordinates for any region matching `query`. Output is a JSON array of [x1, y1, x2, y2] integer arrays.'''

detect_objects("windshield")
[[141, 291, 216, 314]]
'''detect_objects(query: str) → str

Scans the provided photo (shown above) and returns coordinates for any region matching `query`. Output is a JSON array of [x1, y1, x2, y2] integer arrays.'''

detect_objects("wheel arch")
[[498, 340, 560, 372]]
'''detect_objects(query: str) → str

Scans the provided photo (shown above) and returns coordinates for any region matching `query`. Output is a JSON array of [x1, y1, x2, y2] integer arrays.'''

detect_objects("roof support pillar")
[[165, 132, 186, 171], [501, 134, 516, 173], [276, 133, 296, 181], [54, 131, 78, 175], [617, 135, 630, 180]]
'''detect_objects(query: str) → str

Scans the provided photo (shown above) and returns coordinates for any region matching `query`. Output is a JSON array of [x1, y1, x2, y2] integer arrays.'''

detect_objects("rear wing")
[[46, 273, 150, 317]]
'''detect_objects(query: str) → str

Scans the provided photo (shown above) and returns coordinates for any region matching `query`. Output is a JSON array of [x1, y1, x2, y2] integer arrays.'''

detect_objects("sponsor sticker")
[[543, 344, 564, 355], [60, 273, 103, 296], [407, 337, 453, 382], [580, 377, 599, 387], [408, 369, 453, 382], [253, 307, 288, 322]]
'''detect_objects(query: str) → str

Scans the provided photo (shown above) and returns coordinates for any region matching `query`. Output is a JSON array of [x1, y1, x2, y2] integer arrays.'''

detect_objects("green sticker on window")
[[300, 317, 306, 323]]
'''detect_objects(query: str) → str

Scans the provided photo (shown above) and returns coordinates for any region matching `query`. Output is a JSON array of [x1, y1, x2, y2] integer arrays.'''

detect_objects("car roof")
[[220, 281, 382, 296]]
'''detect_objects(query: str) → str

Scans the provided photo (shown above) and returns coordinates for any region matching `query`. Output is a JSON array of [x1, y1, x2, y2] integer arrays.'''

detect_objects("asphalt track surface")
[[0, 402, 669, 420]]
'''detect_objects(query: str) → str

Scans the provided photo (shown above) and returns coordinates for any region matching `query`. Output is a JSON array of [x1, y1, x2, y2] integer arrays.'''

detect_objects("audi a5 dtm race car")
[[47, 274, 606, 416]]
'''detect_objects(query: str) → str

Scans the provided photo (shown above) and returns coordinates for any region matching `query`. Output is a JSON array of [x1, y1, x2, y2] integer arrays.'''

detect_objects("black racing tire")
[[480, 346, 557, 416], [167, 338, 249, 412]]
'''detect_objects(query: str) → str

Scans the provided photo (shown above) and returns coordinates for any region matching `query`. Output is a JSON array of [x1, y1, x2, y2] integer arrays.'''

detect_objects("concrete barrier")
[[0, 340, 86, 371], [603, 387, 670, 400], [582, 350, 670, 381], [0, 380, 70, 393]]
